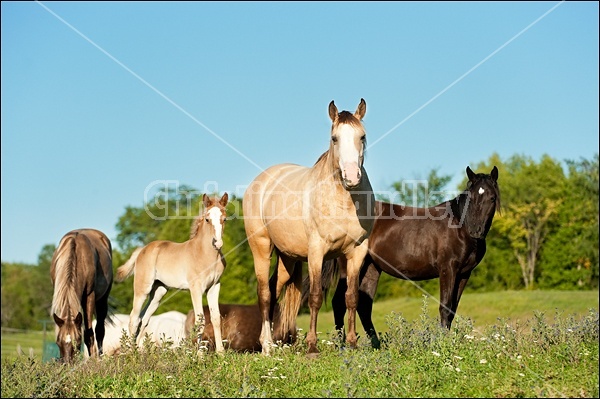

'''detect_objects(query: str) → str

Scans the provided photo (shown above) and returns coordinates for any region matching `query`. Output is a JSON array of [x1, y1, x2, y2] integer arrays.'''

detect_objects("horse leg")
[[249, 236, 274, 356], [438, 263, 459, 329], [306, 244, 325, 356], [206, 282, 224, 353], [83, 292, 97, 357], [137, 283, 168, 345], [94, 293, 110, 356], [344, 241, 370, 349], [448, 271, 472, 328], [356, 259, 382, 349], [331, 257, 347, 342], [269, 251, 290, 317]]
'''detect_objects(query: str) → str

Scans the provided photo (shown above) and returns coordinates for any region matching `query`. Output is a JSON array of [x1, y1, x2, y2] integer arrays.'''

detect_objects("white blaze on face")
[[337, 123, 362, 187], [207, 207, 224, 249], [65, 334, 72, 344], [478, 187, 485, 195]]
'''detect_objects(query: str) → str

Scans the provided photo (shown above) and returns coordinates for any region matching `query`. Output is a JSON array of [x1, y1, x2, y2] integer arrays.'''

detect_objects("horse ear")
[[466, 166, 476, 181], [354, 98, 366, 120], [219, 192, 229, 206], [53, 313, 65, 327], [491, 166, 499, 181], [74, 312, 83, 326], [202, 193, 210, 209], [328, 100, 338, 122]]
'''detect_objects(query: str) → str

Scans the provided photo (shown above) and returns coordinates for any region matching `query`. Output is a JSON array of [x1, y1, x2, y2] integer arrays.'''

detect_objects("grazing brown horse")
[[184, 303, 284, 353], [243, 99, 375, 356], [116, 193, 228, 353], [50, 228, 113, 362], [328, 166, 500, 348]]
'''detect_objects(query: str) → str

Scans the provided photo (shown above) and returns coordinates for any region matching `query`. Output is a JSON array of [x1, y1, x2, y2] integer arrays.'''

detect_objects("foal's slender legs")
[[137, 284, 168, 343], [206, 282, 223, 353]]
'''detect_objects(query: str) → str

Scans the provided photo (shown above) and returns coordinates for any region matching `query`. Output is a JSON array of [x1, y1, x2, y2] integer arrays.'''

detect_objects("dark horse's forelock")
[[467, 173, 502, 214]]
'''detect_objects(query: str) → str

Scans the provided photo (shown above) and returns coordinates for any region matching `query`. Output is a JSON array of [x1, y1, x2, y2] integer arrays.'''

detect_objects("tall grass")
[[1, 295, 598, 398]]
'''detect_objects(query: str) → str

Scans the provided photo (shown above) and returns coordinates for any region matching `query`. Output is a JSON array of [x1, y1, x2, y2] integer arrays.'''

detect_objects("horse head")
[[463, 166, 500, 239], [201, 192, 229, 250], [328, 98, 367, 189], [53, 311, 83, 363]]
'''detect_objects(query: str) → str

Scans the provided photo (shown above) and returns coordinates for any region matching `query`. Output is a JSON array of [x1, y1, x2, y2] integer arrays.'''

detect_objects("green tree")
[[379, 167, 453, 207], [467, 153, 593, 291], [538, 154, 599, 289], [1, 245, 55, 330]]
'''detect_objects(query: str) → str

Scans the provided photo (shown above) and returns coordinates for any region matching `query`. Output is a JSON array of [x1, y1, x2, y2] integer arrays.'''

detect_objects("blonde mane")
[[189, 213, 206, 240], [51, 236, 82, 318]]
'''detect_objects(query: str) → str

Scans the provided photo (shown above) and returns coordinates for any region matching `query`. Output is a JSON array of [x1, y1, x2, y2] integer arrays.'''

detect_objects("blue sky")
[[2, 1, 598, 265]]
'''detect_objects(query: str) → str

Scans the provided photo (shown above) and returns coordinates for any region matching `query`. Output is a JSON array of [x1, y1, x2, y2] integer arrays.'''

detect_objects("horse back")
[[369, 202, 478, 280], [71, 229, 113, 297]]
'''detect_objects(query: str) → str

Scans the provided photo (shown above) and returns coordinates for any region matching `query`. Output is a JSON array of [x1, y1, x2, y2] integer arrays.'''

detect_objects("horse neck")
[[312, 148, 348, 195], [450, 193, 469, 226], [190, 214, 218, 252]]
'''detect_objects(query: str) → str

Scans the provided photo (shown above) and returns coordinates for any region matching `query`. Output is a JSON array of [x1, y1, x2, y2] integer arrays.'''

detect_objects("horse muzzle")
[[212, 238, 223, 250], [341, 161, 362, 188]]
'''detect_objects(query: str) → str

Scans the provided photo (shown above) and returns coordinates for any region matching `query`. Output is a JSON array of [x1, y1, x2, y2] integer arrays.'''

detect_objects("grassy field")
[[2, 290, 598, 362], [296, 289, 600, 337], [1, 289, 597, 398]]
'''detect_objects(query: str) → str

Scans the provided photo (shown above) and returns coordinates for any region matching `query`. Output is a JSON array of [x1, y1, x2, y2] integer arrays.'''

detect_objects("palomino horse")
[[116, 193, 228, 353], [183, 303, 284, 353], [243, 99, 375, 356], [50, 228, 113, 362], [327, 166, 500, 348]]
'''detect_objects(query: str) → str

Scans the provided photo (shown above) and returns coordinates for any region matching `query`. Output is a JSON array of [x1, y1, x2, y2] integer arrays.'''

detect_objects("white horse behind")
[[90, 310, 187, 356]]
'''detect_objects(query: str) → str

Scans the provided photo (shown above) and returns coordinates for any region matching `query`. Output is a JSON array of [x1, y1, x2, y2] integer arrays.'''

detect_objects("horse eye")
[[491, 197, 496, 202], [360, 135, 366, 142], [331, 135, 338, 143]]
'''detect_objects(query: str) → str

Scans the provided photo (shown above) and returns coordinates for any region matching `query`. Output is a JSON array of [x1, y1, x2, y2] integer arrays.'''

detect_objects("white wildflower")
[[480, 359, 487, 364], [432, 351, 441, 357]]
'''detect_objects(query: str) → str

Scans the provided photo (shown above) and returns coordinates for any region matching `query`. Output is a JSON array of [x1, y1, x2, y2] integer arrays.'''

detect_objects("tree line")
[[2, 152, 598, 330]]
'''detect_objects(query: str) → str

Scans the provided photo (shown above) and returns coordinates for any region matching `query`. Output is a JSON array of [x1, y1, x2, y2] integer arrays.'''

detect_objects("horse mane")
[[189, 213, 206, 240], [51, 235, 82, 318]]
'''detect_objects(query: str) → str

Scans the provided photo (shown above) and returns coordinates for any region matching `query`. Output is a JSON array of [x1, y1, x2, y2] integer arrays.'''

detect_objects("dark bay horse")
[[50, 228, 113, 362], [116, 193, 229, 354], [243, 99, 375, 356], [328, 166, 500, 348], [184, 303, 284, 353]]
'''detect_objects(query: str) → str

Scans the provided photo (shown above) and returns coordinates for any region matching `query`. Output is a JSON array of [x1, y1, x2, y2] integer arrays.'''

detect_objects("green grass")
[[296, 289, 599, 337], [3, 290, 597, 364], [1, 297, 598, 398], [1, 329, 47, 361]]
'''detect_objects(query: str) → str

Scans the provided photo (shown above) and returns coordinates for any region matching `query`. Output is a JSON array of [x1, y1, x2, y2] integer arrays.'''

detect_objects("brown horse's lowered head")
[[328, 98, 367, 189], [53, 311, 83, 363]]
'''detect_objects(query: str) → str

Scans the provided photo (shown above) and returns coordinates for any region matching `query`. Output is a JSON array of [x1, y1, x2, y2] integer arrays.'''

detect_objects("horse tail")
[[115, 247, 142, 282], [279, 262, 303, 344], [300, 258, 340, 307], [51, 234, 80, 317]]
